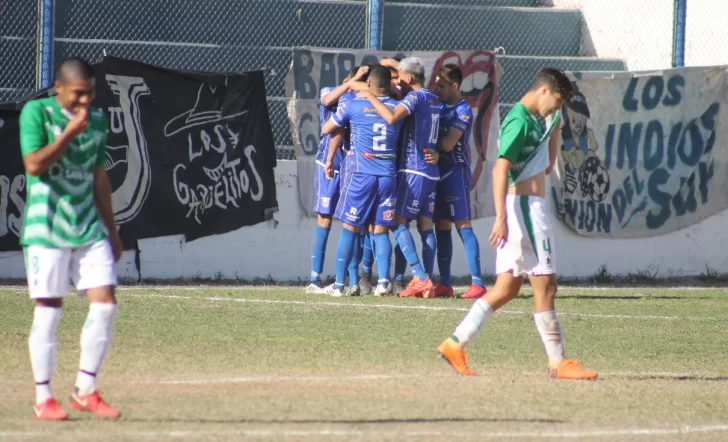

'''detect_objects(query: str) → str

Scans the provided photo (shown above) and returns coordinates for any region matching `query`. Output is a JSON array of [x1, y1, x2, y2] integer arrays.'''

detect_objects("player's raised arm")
[[21, 105, 88, 177], [361, 91, 409, 124], [320, 66, 370, 107]]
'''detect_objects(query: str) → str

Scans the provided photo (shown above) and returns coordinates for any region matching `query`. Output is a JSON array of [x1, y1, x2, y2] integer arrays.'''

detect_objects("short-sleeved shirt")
[[398, 88, 440, 180], [497, 102, 545, 186], [330, 94, 404, 177], [19, 97, 108, 248], [316, 87, 344, 168], [438, 99, 473, 170]]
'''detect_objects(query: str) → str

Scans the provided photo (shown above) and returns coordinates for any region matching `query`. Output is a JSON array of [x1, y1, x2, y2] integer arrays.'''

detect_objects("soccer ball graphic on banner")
[[580, 156, 610, 203]]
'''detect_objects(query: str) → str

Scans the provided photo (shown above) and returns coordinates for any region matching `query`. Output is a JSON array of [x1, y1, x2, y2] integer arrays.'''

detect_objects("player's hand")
[[545, 162, 555, 175], [354, 65, 369, 81], [489, 217, 508, 248], [110, 232, 123, 263], [324, 160, 335, 179], [64, 108, 89, 138], [424, 149, 439, 165], [357, 90, 373, 100]]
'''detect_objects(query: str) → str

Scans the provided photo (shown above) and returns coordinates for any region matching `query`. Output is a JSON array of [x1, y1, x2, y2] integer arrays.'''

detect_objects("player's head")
[[54, 57, 95, 113], [398, 57, 425, 86], [434, 64, 463, 103], [530, 67, 574, 117], [367, 64, 391, 93], [379, 58, 400, 87]]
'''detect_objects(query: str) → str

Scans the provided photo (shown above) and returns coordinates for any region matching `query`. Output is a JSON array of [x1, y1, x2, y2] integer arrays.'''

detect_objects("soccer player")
[[431, 65, 487, 299], [361, 58, 440, 298], [20, 57, 123, 420], [306, 66, 369, 294], [437, 68, 598, 380], [321, 65, 404, 297]]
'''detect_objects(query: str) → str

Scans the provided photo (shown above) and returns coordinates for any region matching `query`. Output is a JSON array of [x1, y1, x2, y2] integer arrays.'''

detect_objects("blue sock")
[[394, 244, 406, 281], [357, 230, 366, 266], [348, 234, 361, 287], [393, 224, 427, 280], [372, 232, 392, 284], [335, 228, 357, 289], [310, 225, 330, 282], [362, 232, 375, 274], [436, 229, 453, 287], [419, 229, 436, 276], [458, 227, 483, 287]]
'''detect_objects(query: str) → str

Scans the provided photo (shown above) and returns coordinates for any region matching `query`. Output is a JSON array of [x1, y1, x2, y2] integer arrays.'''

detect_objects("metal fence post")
[[37, 0, 54, 89], [672, 0, 687, 67], [367, 0, 383, 50]]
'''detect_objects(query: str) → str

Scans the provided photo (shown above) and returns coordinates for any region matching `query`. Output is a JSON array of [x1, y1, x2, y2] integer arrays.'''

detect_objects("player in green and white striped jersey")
[[20, 57, 122, 421]]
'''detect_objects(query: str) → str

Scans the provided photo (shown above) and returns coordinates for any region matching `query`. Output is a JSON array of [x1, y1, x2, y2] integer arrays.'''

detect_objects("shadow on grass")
[[619, 374, 728, 382]]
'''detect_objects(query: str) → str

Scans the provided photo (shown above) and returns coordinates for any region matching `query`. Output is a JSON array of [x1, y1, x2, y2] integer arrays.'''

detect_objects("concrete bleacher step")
[[383, 3, 581, 56]]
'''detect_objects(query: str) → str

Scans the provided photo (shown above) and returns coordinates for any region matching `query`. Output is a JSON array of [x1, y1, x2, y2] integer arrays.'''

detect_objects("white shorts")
[[495, 195, 555, 277], [24, 240, 118, 299]]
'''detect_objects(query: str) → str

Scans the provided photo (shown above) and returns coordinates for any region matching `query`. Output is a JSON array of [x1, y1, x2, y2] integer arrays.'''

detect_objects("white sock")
[[29, 306, 62, 405], [534, 310, 565, 362], [76, 303, 117, 395], [452, 299, 493, 345]]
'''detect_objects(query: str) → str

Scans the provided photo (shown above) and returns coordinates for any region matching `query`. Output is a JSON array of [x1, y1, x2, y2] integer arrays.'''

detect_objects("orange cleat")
[[547, 359, 598, 380], [398, 276, 433, 298], [33, 398, 68, 421], [433, 284, 454, 298], [461, 284, 487, 299], [69, 391, 121, 419], [436, 338, 476, 376]]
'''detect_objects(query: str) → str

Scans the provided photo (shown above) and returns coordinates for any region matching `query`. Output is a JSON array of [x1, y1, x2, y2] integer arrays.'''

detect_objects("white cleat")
[[374, 281, 391, 297], [324, 284, 345, 297], [305, 280, 327, 294]]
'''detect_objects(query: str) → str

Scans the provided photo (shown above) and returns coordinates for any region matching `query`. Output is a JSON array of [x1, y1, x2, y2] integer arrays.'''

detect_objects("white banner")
[[285, 48, 502, 219], [552, 66, 728, 237]]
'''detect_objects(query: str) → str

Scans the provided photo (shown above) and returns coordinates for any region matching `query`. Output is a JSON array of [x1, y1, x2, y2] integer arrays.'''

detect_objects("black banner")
[[0, 56, 278, 251]]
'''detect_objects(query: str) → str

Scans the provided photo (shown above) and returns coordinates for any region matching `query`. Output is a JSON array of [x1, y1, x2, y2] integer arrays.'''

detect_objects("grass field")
[[1, 284, 727, 441]]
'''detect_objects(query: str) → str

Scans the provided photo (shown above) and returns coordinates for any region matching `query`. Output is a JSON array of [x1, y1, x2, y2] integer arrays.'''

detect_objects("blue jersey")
[[331, 94, 404, 177], [398, 88, 441, 180], [438, 99, 473, 169], [316, 87, 343, 168]]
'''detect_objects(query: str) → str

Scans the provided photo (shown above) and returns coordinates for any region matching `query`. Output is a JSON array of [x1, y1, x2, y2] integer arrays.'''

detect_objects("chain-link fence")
[[2, 0, 726, 158], [0, 1, 38, 102]]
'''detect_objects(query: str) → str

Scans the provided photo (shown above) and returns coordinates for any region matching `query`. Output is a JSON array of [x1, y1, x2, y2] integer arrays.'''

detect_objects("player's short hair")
[[532, 67, 574, 102], [346, 65, 368, 82], [368, 64, 391, 89], [437, 64, 463, 86], [56, 57, 94, 84], [398, 57, 425, 84]]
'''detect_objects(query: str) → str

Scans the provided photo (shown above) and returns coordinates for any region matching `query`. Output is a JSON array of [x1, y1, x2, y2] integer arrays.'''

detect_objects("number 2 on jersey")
[[372, 124, 387, 151]]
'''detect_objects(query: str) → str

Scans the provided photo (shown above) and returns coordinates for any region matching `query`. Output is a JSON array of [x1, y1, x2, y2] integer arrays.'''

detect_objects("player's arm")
[[324, 128, 345, 179], [545, 120, 562, 175], [489, 119, 527, 248], [93, 166, 122, 262], [360, 92, 410, 124], [322, 97, 350, 136], [20, 105, 88, 176], [320, 83, 351, 108], [437, 126, 464, 153]]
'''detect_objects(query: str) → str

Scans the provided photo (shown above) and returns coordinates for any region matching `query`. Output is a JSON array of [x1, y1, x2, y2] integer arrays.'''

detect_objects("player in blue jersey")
[[361, 58, 441, 298], [320, 65, 405, 297], [306, 66, 369, 294], [432, 64, 487, 300]]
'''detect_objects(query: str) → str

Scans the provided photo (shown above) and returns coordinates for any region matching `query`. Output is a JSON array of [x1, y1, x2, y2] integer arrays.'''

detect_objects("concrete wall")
[[2, 160, 726, 282]]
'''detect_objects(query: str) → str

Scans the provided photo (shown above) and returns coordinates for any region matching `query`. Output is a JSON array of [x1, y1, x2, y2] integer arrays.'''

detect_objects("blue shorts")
[[312, 162, 340, 216], [434, 166, 472, 222], [395, 172, 437, 220], [335, 173, 396, 227]]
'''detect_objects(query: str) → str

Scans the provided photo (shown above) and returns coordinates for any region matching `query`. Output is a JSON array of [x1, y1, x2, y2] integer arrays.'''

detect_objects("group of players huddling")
[[307, 57, 488, 300], [306, 58, 598, 380]]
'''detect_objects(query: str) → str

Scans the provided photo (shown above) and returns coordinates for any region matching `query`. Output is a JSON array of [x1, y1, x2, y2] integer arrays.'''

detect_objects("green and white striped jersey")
[[19, 97, 108, 248]]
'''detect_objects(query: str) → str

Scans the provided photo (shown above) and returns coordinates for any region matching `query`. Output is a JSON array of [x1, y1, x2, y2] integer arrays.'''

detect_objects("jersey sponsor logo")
[[362, 107, 378, 113], [411, 200, 419, 208], [460, 113, 470, 121], [349, 207, 358, 215]]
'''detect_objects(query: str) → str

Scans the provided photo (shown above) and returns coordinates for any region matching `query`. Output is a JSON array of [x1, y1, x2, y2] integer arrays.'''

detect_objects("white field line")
[[2, 425, 728, 439], [123, 293, 728, 321]]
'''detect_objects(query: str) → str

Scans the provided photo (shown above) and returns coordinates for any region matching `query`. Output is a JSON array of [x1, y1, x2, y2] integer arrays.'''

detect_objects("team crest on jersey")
[[460, 113, 470, 121], [383, 209, 394, 221], [321, 197, 330, 208], [428, 202, 435, 213]]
